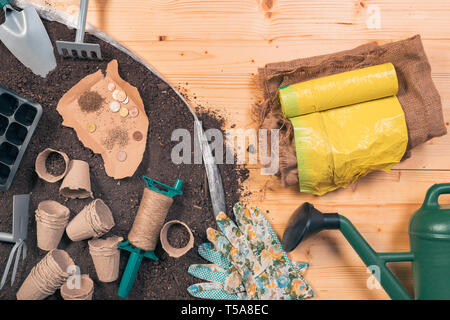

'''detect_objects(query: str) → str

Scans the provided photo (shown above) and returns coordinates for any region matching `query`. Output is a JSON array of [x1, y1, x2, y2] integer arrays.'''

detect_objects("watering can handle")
[[0, 0, 11, 9], [422, 183, 450, 208]]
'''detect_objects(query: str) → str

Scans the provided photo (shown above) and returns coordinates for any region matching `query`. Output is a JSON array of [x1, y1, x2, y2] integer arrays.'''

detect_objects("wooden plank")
[[121, 38, 450, 171], [245, 168, 450, 205], [41, 0, 450, 41], [117, 39, 450, 74]]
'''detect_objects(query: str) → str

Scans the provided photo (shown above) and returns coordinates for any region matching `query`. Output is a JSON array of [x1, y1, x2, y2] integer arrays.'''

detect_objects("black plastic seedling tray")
[[0, 85, 42, 191]]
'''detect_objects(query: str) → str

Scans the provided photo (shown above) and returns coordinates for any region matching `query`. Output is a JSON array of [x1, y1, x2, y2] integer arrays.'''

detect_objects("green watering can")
[[282, 184, 450, 300]]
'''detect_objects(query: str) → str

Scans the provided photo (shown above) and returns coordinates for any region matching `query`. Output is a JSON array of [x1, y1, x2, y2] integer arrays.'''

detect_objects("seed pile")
[[103, 127, 129, 150], [78, 91, 104, 113]]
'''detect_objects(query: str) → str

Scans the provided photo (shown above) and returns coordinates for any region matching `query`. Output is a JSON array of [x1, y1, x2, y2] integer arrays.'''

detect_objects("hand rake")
[[56, 0, 101, 59], [0, 194, 30, 290]]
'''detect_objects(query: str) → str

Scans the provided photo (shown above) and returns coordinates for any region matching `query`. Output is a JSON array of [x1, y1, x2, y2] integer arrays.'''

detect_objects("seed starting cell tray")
[[0, 85, 42, 191]]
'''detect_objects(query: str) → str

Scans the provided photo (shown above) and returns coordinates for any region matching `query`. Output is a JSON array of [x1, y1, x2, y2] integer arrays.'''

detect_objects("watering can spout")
[[281, 202, 340, 252], [283, 202, 414, 300]]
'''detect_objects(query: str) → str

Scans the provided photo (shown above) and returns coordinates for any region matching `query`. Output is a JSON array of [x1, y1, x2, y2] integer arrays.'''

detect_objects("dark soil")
[[0, 19, 249, 300], [167, 224, 190, 248], [45, 152, 66, 177]]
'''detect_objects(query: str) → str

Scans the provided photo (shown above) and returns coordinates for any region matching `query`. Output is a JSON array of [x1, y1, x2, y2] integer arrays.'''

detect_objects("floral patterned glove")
[[187, 242, 246, 299], [207, 203, 314, 300]]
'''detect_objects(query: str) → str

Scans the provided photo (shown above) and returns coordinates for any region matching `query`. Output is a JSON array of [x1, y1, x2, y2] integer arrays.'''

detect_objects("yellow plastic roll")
[[292, 96, 408, 195], [279, 63, 398, 118]]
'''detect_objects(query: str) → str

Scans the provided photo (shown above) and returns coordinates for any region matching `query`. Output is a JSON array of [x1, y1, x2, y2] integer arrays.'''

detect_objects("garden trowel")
[[56, 0, 102, 59], [0, 1, 56, 77]]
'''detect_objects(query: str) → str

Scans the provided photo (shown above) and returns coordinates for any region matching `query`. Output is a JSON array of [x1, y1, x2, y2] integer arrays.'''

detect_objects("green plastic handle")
[[143, 176, 183, 198], [0, 0, 11, 8], [422, 183, 450, 209], [117, 241, 158, 298], [339, 216, 413, 300], [118, 251, 144, 298]]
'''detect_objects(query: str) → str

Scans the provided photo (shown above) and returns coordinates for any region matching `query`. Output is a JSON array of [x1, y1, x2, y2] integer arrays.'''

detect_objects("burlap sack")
[[254, 35, 446, 187]]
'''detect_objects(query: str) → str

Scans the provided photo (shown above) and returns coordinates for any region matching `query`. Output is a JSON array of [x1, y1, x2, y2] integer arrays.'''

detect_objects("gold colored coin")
[[119, 107, 129, 118], [112, 89, 127, 102], [87, 123, 96, 133]]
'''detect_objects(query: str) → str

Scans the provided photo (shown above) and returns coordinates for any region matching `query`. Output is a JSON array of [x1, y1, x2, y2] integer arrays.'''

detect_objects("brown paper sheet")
[[57, 60, 149, 179]]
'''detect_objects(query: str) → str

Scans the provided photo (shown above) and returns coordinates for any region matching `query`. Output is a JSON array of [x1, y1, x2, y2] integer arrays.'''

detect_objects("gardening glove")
[[208, 203, 314, 300], [187, 242, 246, 299]]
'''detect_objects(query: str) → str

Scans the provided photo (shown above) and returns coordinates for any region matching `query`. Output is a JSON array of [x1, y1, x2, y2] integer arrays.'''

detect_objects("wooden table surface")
[[37, 0, 450, 300]]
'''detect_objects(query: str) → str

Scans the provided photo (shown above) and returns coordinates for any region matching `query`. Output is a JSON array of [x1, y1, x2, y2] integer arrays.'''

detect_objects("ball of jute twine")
[[128, 188, 173, 251]]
